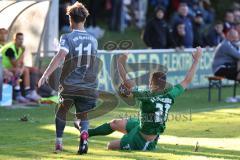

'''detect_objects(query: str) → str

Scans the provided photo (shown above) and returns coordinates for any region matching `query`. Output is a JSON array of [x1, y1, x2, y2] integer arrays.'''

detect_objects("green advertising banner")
[[97, 49, 232, 92]]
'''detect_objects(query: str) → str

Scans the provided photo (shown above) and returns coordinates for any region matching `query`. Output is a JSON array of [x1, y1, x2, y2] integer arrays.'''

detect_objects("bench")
[[206, 76, 238, 102]]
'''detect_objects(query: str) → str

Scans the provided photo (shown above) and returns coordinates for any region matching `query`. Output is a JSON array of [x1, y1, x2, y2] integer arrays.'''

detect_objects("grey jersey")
[[212, 40, 240, 73], [59, 30, 100, 98]]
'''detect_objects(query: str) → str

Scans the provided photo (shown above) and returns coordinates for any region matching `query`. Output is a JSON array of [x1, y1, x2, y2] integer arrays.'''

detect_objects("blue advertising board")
[[97, 48, 231, 92], [0, 55, 2, 101]]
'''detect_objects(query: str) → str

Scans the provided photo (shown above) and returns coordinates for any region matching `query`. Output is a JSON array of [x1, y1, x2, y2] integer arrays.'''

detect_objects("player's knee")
[[109, 119, 118, 130], [107, 141, 120, 150], [107, 142, 114, 150], [56, 106, 67, 120], [76, 112, 87, 120]]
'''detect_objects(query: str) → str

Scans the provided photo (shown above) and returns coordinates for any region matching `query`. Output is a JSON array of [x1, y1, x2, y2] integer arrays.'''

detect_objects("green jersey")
[[132, 84, 184, 135]]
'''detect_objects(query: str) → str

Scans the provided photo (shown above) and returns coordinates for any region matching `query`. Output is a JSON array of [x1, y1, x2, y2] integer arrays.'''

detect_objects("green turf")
[[0, 87, 240, 160], [98, 26, 146, 50]]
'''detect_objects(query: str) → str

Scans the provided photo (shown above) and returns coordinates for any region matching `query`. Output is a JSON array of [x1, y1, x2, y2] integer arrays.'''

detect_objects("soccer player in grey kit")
[[38, 2, 99, 155]]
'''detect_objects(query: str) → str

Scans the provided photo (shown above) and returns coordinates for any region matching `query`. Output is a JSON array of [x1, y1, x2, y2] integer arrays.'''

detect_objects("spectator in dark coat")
[[193, 10, 206, 47], [236, 22, 240, 36], [143, 6, 169, 49], [169, 21, 186, 49], [223, 10, 235, 34], [205, 21, 225, 47], [170, 3, 194, 48]]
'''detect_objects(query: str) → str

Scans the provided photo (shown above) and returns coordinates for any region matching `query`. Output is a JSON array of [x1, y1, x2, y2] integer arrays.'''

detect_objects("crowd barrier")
[[0, 49, 234, 98], [97, 48, 232, 92], [0, 55, 2, 101]]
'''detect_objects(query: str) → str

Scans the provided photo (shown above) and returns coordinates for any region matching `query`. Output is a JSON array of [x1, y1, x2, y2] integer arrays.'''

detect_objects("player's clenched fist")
[[192, 47, 202, 62]]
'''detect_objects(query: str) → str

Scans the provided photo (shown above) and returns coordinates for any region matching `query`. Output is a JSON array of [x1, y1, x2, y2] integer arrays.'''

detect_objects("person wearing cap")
[[143, 6, 169, 49], [193, 10, 206, 47]]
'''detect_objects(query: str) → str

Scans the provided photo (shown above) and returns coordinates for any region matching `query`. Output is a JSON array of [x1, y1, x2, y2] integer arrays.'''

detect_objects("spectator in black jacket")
[[143, 6, 169, 49], [170, 3, 193, 48], [170, 21, 186, 49], [223, 10, 235, 34], [236, 22, 240, 36], [205, 21, 225, 47], [193, 10, 206, 47]]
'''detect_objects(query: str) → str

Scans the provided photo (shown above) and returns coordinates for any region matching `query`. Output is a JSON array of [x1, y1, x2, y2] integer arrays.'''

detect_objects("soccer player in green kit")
[[88, 47, 202, 151]]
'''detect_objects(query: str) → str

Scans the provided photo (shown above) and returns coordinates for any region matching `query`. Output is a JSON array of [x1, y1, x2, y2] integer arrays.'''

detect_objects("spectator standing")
[[197, 0, 215, 25], [212, 29, 240, 80], [169, 22, 186, 49], [59, 1, 71, 33], [108, 0, 122, 31], [205, 21, 225, 47], [233, 8, 240, 23], [143, 6, 169, 49], [170, 3, 194, 48], [193, 10, 206, 47], [223, 10, 235, 34], [236, 22, 240, 36]]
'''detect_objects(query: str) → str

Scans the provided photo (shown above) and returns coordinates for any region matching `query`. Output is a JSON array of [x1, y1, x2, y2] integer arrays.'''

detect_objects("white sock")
[[56, 137, 62, 144], [25, 86, 30, 90], [14, 86, 20, 90]]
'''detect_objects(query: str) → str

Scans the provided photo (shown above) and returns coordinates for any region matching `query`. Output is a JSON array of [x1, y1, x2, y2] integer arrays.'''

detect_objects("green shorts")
[[120, 118, 159, 151]]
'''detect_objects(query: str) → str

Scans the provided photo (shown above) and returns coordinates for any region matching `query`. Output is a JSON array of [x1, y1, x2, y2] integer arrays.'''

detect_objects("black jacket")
[[143, 17, 169, 49], [193, 22, 206, 47], [205, 28, 224, 47]]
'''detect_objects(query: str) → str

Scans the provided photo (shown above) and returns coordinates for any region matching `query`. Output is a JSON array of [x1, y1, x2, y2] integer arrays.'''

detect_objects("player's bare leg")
[[54, 99, 73, 153], [107, 140, 121, 150], [23, 67, 30, 88], [23, 67, 41, 101]]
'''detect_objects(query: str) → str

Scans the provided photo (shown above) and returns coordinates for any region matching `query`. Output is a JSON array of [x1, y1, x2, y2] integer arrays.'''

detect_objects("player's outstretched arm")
[[38, 50, 67, 87], [180, 47, 202, 89], [117, 54, 136, 90]]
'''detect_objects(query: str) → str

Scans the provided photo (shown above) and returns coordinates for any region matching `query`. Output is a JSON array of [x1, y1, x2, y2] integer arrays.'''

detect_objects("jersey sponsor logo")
[[73, 35, 95, 42], [150, 97, 172, 104]]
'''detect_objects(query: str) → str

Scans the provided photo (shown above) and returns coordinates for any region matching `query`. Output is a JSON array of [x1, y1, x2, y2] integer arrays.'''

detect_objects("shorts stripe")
[[142, 141, 150, 151]]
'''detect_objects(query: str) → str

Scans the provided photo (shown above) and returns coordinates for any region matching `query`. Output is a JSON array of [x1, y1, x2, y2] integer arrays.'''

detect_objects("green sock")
[[88, 123, 114, 137]]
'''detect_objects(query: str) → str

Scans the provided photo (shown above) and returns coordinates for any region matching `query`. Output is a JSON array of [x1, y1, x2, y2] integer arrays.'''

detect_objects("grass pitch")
[[0, 87, 240, 160]]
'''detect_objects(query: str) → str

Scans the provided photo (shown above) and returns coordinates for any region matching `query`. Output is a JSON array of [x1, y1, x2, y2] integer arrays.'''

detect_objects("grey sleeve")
[[59, 34, 69, 54], [225, 42, 240, 59]]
